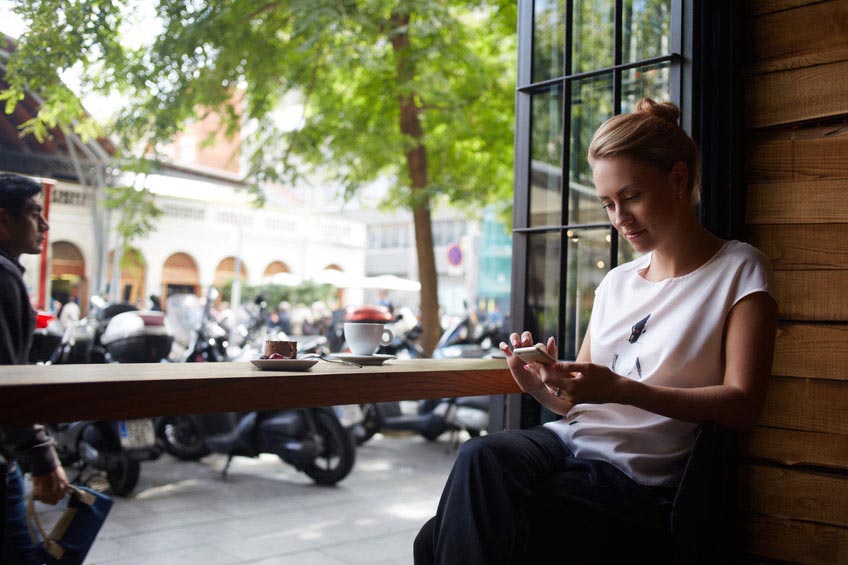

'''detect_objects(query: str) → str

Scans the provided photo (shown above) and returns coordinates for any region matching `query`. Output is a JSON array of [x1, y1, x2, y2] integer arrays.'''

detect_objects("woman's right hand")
[[499, 331, 557, 394]]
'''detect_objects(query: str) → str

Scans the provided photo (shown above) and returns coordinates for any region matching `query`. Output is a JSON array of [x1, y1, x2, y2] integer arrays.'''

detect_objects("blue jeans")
[[4, 463, 44, 565]]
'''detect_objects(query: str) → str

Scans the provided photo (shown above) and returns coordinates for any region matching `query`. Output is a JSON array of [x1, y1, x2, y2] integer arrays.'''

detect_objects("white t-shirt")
[[544, 240, 775, 486]]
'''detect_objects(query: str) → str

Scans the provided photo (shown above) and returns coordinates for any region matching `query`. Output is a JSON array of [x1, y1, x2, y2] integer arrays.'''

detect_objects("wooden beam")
[[772, 323, 848, 380], [746, 180, 848, 224], [745, 59, 848, 129], [749, 225, 848, 271], [774, 270, 848, 321], [747, 1, 848, 74], [746, 124, 848, 183], [741, 426, 848, 470], [760, 376, 848, 434], [741, 513, 848, 564], [749, 0, 835, 18], [740, 464, 848, 527]]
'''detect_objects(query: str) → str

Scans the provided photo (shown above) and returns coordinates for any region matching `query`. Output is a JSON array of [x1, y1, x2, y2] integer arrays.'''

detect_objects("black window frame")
[[492, 0, 744, 431]]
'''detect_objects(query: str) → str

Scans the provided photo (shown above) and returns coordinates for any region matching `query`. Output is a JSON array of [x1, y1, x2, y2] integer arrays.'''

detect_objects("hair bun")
[[635, 98, 679, 125]]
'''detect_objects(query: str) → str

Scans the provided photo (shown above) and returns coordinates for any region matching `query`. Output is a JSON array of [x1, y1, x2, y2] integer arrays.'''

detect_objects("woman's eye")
[[601, 202, 613, 210], [625, 194, 640, 202]]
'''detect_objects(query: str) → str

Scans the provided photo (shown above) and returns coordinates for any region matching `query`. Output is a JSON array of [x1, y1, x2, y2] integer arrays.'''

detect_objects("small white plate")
[[250, 358, 319, 371], [331, 353, 396, 366]]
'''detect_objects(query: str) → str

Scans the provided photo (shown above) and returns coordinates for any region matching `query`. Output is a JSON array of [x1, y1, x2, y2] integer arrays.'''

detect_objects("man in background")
[[0, 173, 69, 564]]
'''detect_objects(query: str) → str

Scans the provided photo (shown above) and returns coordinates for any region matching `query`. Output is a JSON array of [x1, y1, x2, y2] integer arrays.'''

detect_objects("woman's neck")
[[643, 221, 725, 282]]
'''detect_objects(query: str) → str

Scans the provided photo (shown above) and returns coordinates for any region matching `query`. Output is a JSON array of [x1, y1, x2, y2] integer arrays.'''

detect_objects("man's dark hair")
[[0, 173, 42, 220]]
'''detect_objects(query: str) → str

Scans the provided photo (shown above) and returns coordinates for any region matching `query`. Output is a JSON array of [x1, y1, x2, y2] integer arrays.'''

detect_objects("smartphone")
[[512, 344, 556, 365]]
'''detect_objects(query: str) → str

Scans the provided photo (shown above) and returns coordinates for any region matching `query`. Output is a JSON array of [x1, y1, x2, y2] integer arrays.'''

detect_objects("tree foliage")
[[5, 0, 518, 351]]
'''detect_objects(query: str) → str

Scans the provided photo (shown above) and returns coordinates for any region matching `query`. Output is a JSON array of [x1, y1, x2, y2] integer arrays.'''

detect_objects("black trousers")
[[413, 427, 675, 564]]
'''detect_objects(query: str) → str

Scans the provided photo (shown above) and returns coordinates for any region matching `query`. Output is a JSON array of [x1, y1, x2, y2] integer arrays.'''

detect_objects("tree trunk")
[[390, 11, 441, 355]]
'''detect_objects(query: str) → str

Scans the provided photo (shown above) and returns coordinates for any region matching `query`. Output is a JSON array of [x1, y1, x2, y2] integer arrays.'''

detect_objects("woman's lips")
[[623, 229, 645, 241]]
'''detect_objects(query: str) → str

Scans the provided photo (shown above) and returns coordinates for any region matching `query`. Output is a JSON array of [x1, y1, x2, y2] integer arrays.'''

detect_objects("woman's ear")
[[670, 161, 689, 198]]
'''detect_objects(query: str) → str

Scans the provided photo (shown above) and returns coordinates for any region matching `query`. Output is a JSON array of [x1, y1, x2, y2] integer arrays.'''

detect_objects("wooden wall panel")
[[749, 225, 848, 270], [742, 514, 848, 564], [759, 377, 848, 434], [745, 60, 848, 128], [748, 1, 848, 73], [741, 427, 848, 470], [746, 180, 848, 224], [749, 0, 834, 18], [772, 323, 848, 380], [740, 464, 848, 527], [746, 124, 848, 183], [774, 270, 848, 320]]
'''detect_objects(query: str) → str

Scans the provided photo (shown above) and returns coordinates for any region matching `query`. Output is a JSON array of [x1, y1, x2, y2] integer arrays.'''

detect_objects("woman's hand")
[[529, 361, 628, 405], [499, 331, 557, 395]]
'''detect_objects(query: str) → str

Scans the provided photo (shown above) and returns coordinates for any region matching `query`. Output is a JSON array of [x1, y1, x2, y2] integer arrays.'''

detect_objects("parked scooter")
[[357, 313, 503, 444], [46, 295, 169, 495], [157, 288, 359, 483]]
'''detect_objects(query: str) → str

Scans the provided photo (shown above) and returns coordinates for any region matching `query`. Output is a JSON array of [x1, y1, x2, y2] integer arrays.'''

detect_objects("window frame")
[[500, 0, 703, 430]]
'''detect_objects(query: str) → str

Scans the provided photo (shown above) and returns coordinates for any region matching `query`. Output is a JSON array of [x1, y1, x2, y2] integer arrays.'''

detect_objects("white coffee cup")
[[344, 323, 393, 356]]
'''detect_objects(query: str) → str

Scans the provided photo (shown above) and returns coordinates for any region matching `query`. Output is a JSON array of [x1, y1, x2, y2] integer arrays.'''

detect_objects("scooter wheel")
[[156, 416, 210, 461], [106, 453, 140, 496], [301, 410, 356, 485]]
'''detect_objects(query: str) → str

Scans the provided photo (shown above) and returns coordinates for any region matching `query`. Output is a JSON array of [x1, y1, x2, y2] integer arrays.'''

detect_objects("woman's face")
[[592, 156, 687, 254]]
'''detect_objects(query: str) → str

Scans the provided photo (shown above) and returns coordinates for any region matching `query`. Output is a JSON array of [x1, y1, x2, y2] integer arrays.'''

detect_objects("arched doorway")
[[50, 241, 87, 312], [108, 248, 146, 305], [263, 260, 291, 278], [214, 256, 248, 290], [162, 252, 200, 306]]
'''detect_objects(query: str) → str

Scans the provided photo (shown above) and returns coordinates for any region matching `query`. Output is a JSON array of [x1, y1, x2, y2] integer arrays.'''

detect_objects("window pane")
[[563, 228, 608, 359], [622, 0, 673, 64], [526, 232, 561, 343], [533, 0, 565, 83], [572, 0, 614, 74], [569, 73, 613, 224], [621, 62, 671, 113], [530, 88, 564, 227]]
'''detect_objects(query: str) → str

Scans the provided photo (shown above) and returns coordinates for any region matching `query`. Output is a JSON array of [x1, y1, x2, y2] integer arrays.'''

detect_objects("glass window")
[[533, 0, 565, 82], [515, 0, 682, 363], [529, 87, 564, 227]]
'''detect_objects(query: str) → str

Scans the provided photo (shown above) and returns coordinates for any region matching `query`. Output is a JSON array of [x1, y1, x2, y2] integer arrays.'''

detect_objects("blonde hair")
[[588, 98, 701, 206]]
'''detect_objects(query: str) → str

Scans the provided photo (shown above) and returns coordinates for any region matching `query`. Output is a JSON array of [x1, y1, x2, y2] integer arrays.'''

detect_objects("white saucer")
[[331, 353, 396, 366], [250, 358, 319, 371]]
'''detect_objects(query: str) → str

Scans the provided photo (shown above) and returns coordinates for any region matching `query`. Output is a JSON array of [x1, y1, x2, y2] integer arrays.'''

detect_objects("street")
[[35, 432, 463, 564]]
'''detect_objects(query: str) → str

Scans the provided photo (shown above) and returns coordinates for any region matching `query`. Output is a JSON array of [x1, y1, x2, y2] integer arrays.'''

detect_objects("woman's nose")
[[614, 206, 632, 227]]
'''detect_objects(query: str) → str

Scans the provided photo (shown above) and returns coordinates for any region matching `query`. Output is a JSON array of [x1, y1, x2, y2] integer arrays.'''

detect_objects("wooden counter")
[[0, 359, 518, 425]]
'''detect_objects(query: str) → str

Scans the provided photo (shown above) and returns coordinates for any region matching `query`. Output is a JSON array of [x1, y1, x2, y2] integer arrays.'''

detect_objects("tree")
[[4, 0, 517, 353]]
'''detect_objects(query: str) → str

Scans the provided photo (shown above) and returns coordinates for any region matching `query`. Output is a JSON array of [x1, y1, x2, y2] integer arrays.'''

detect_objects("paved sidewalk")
[[38, 433, 463, 564]]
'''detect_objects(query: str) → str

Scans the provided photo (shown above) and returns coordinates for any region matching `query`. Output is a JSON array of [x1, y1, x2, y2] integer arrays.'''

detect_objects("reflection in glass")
[[622, 0, 672, 64], [563, 229, 609, 359], [530, 88, 564, 227], [622, 62, 671, 113], [526, 232, 561, 344], [569, 73, 613, 225], [533, 0, 565, 83], [572, 0, 614, 74]]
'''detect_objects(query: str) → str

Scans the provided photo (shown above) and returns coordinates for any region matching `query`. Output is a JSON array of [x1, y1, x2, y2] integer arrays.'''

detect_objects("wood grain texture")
[[0, 359, 518, 425], [760, 376, 848, 434], [746, 180, 848, 224], [741, 513, 848, 564], [749, 0, 833, 17], [749, 225, 848, 271], [774, 270, 848, 320], [746, 124, 848, 183], [772, 323, 848, 380], [747, 1, 848, 73], [740, 464, 848, 527], [745, 60, 848, 129], [741, 426, 848, 469]]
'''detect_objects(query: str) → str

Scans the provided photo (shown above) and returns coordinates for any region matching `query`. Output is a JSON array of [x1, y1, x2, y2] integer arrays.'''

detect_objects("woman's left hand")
[[526, 361, 627, 405]]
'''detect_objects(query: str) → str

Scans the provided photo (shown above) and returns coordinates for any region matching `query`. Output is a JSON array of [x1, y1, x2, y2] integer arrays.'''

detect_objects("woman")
[[413, 99, 777, 563]]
